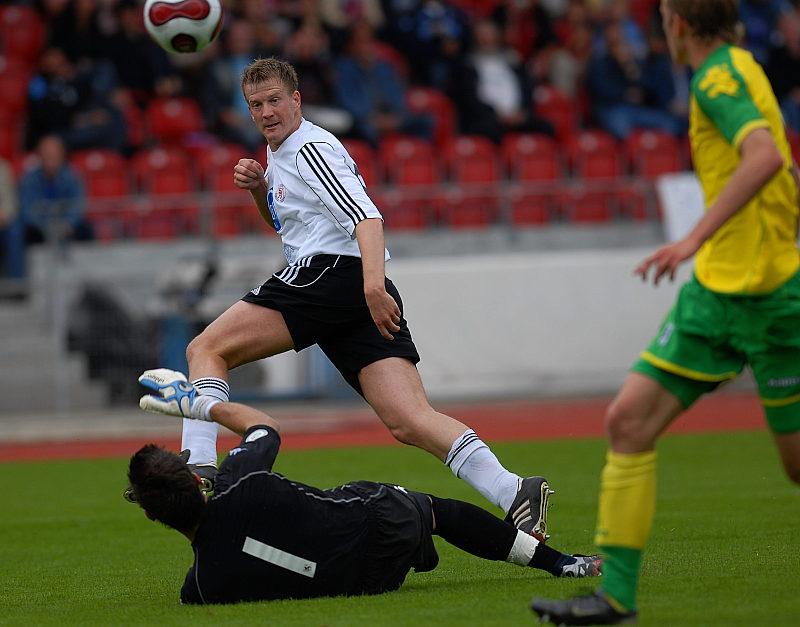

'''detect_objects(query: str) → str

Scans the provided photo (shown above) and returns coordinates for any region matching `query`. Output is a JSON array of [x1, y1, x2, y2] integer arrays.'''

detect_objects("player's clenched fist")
[[233, 158, 266, 190]]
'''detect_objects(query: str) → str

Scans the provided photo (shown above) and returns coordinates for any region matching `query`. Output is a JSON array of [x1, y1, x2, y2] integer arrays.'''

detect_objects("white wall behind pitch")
[[387, 249, 693, 400]]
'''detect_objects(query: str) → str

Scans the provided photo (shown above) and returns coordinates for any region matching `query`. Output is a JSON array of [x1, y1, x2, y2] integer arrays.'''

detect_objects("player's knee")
[[386, 421, 421, 446], [604, 399, 649, 449]]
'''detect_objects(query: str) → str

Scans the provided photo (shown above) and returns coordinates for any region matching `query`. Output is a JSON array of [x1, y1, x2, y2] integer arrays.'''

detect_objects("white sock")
[[506, 529, 540, 566], [181, 377, 230, 466], [445, 429, 522, 511]]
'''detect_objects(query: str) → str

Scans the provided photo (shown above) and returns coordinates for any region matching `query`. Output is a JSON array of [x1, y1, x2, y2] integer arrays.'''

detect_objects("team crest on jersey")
[[275, 184, 287, 202], [698, 65, 739, 99]]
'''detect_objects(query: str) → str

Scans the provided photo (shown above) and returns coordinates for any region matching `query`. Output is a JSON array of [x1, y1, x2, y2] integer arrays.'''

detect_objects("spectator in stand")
[[740, 0, 792, 64], [0, 157, 21, 278], [491, 0, 559, 63], [549, 1, 593, 98], [333, 21, 433, 146], [205, 19, 265, 152], [104, 0, 173, 103], [10, 136, 93, 276], [319, 0, 385, 52], [25, 47, 126, 152], [590, 0, 647, 61], [285, 24, 353, 135], [43, 0, 112, 65], [385, 0, 472, 86], [460, 19, 553, 143], [766, 9, 800, 132], [587, 22, 685, 139], [238, 0, 284, 58]]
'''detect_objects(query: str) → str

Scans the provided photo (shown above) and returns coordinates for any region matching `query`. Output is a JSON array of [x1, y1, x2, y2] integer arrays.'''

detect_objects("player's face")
[[245, 79, 302, 150], [660, 0, 688, 65]]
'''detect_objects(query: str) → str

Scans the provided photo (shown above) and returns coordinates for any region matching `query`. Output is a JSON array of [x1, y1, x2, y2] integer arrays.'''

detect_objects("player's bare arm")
[[138, 368, 280, 436], [636, 127, 784, 285], [355, 217, 401, 341]]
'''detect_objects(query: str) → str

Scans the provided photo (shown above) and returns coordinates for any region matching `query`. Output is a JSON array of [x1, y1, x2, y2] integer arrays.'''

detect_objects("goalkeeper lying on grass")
[[125, 369, 601, 605]]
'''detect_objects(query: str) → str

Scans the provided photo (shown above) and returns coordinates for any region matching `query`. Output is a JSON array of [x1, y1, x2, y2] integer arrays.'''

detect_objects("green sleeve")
[[692, 61, 764, 145]]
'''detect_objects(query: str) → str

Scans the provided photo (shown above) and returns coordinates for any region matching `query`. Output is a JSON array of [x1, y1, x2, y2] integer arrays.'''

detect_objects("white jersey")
[[264, 118, 388, 265]]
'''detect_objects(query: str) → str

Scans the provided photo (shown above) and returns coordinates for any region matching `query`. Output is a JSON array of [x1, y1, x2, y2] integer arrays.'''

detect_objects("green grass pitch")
[[2, 431, 797, 626]]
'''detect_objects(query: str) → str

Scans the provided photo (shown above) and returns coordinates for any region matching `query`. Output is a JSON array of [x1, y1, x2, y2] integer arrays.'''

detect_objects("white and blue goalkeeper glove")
[[138, 368, 200, 418]]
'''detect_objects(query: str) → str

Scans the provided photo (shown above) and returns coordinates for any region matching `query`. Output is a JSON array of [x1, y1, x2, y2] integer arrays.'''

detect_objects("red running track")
[[0, 393, 766, 463]]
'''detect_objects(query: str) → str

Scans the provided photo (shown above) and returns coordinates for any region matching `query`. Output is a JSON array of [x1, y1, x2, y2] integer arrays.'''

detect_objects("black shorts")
[[345, 481, 439, 595], [241, 254, 420, 394]]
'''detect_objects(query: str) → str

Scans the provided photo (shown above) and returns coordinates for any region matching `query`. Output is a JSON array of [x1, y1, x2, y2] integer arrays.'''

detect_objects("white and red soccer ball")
[[143, 0, 223, 54]]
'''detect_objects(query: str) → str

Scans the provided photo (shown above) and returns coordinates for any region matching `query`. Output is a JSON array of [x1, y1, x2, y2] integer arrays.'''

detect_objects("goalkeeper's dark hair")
[[667, 0, 742, 43], [128, 444, 206, 533]]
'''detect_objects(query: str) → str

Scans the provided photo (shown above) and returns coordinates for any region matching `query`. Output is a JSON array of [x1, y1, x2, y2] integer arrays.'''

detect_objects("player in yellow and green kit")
[[532, 0, 800, 624]]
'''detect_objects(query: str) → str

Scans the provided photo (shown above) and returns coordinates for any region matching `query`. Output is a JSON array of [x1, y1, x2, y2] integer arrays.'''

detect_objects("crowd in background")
[[1, 0, 800, 278]]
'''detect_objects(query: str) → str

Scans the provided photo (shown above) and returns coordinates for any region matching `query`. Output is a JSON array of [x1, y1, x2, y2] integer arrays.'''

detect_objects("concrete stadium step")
[[0, 355, 109, 412], [2, 334, 64, 360]]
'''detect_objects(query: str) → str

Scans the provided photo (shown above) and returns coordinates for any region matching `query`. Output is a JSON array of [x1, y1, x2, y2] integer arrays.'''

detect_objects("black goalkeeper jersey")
[[180, 426, 437, 605]]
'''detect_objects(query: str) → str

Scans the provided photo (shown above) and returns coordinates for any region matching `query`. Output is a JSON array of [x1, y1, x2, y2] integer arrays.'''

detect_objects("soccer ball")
[[143, 0, 223, 54]]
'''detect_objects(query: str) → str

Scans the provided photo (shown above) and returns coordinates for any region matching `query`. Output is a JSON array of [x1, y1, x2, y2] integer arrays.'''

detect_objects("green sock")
[[600, 545, 642, 611]]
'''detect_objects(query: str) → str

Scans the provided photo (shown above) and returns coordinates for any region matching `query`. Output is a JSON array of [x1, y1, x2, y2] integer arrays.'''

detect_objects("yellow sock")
[[595, 450, 657, 611]]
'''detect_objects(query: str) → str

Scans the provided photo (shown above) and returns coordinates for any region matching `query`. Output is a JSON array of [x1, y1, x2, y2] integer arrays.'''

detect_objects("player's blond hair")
[[666, 0, 741, 43], [240, 57, 299, 97]]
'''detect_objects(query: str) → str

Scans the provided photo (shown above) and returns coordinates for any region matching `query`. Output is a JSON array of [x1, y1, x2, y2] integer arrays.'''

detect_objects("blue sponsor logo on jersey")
[[267, 188, 281, 230]]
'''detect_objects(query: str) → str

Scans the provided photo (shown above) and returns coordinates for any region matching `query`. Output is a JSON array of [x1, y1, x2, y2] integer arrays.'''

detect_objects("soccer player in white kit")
[[167, 57, 552, 537]]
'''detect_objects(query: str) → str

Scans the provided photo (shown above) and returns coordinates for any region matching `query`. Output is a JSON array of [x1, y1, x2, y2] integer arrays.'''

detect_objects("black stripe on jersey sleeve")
[[307, 144, 369, 222], [298, 143, 367, 226], [298, 146, 359, 227]]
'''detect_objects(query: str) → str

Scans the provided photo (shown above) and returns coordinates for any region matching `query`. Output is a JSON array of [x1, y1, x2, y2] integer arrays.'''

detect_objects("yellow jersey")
[[690, 44, 799, 294]]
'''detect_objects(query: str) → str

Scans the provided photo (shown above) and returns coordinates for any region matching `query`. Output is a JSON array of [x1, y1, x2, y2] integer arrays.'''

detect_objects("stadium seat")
[[342, 139, 379, 188], [198, 143, 255, 237], [71, 150, 135, 241], [502, 133, 560, 225], [441, 135, 500, 227], [131, 147, 198, 239], [0, 6, 45, 64], [625, 130, 682, 177], [787, 128, 800, 166], [378, 136, 441, 229], [146, 97, 205, 145], [533, 85, 577, 142], [406, 87, 456, 148], [502, 133, 560, 181], [568, 129, 620, 178], [0, 65, 29, 118], [0, 121, 21, 160]]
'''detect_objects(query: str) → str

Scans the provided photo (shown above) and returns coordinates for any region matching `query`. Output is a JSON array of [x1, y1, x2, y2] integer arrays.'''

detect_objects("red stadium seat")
[[787, 128, 800, 165], [561, 130, 623, 223], [0, 6, 45, 64], [441, 136, 500, 227], [625, 130, 682, 177], [342, 139, 379, 188], [130, 147, 198, 239], [502, 133, 560, 181], [71, 150, 135, 240], [381, 136, 439, 187], [379, 136, 440, 229], [199, 143, 255, 237], [568, 129, 620, 178], [146, 97, 205, 145], [0, 66, 29, 117], [502, 134, 560, 225], [0, 123, 21, 160], [533, 85, 577, 142], [406, 87, 456, 148]]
